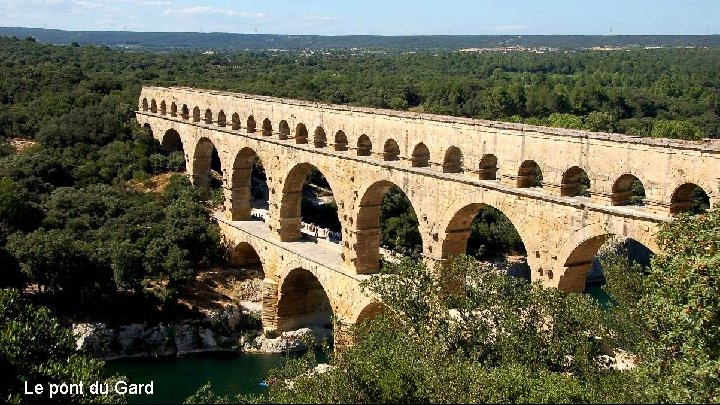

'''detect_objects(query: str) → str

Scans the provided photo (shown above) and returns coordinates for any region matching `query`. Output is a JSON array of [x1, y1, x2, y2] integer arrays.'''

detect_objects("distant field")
[[2, 26, 720, 51]]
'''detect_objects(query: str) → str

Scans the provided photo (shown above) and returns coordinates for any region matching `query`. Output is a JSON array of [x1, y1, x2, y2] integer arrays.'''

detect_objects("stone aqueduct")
[[137, 86, 720, 334]]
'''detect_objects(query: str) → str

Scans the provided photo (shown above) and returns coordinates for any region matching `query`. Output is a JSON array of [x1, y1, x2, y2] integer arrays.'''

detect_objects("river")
[[105, 352, 285, 404]]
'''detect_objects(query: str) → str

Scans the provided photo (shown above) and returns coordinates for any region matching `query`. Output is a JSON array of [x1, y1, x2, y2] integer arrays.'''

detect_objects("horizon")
[[1, 1, 719, 36]]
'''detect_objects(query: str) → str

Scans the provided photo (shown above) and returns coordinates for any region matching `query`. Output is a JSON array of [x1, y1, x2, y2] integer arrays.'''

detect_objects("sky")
[[0, 0, 718, 36]]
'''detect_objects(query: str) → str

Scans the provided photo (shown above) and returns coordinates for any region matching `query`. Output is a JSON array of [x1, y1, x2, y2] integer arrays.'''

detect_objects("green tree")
[[650, 119, 701, 140]]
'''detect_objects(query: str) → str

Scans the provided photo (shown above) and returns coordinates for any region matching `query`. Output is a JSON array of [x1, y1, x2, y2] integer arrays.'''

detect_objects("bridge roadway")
[[136, 86, 720, 332]]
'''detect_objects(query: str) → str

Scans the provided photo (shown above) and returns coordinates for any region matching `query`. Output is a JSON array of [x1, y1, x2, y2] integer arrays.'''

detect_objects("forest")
[[0, 36, 719, 402]]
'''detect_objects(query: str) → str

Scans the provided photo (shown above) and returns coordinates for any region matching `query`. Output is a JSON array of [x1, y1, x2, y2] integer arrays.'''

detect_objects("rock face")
[[244, 327, 333, 354], [72, 303, 258, 360]]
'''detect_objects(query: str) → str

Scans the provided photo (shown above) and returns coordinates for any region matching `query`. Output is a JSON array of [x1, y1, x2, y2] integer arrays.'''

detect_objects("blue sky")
[[1, 0, 718, 35]]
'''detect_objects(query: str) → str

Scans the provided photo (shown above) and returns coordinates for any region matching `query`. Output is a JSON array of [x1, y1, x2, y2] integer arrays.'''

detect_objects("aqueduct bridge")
[[137, 86, 720, 334]]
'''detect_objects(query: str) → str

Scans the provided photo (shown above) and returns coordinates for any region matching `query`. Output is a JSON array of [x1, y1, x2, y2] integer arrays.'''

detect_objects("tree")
[[650, 119, 701, 140]]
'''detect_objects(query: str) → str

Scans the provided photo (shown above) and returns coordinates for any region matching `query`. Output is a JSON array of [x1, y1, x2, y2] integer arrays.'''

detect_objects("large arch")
[[229, 242, 263, 271], [357, 134, 372, 157], [554, 223, 659, 292], [229, 147, 266, 221], [352, 302, 385, 325], [277, 163, 341, 242], [611, 174, 645, 206], [670, 183, 709, 215], [561, 166, 591, 197], [411, 143, 430, 167], [478, 154, 498, 180], [354, 180, 423, 274], [161, 128, 184, 154], [383, 139, 400, 161], [192, 137, 221, 188], [443, 146, 463, 173], [517, 160, 543, 188], [276, 268, 334, 332], [334, 131, 348, 151]]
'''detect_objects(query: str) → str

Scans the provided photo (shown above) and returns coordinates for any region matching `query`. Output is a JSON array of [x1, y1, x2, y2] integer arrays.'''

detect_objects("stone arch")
[[142, 123, 153, 138], [440, 202, 527, 261], [670, 183, 709, 215], [517, 160, 543, 188], [357, 134, 372, 156], [150, 99, 157, 113], [262, 118, 272, 136], [217, 110, 226, 127], [141, 98, 148, 111], [231, 113, 241, 130], [192, 106, 201, 122], [204, 108, 213, 124], [277, 162, 341, 242], [314, 127, 327, 148], [561, 166, 590, 197], [247, 116, 256, 133], [479, 154, 498, 180], [555, 224, 658, 292], [160, 100, 167, 115], [229, 242, 263, 274], [295, 123, 309, 144], [443, 146, 463, 173], [276, 267, 334, 332], [228, 147, 265, 221], [334, 131, 348, 151], [192, 137, 221, 188], [279, 120, 290, 140], [354, 180, 423, 274], [181, 104, 189, 119], [611, 174, 645, 206], [352, 302, 385, 325], [411, 143, 430, 167], [170, 102, 178, 117], [383, 139, 400, 161], [161, 128, 184, 154]]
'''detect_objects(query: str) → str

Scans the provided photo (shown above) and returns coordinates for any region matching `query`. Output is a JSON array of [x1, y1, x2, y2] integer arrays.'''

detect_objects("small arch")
[[229, 242, 262, 269], [354, 302, 385, 325], [612, 174, 645, 206], [141, 98, 148, 111], [231, 113, 241, 130], [334, 131, 348, 151], [383, 139, 400, 161], [181, 104, 189, 120], [204, 109, 213, 125], [314, 127, 327, 148], [277, 268, 333, 332], [517, 160, 543, 188], [161, 129, 184, 154], [170, 102, 178, 117], [478, 154, 498, 180], [247, 116, 256, 133], [262, 118, 272, 136], [279, 120, 290, 140], [295, 123, 308, 144], [561, 166, 591, 197], [160, 100, 167, 115], [670, 183, 709, 215], [217, 110, 226, 127], [411, 143, 430, 167], [357, 134, 372, 156], [443, 146, 463, 173], [192, 106, 201, 122], [150, 99, 157, 113]]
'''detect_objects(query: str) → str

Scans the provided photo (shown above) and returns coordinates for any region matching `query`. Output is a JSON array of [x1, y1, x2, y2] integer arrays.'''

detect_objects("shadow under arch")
[[192, 137, 222, 188], [670, 182, 709, 215], [276, 268, 334, 332], [229, 147, 268, 220], [229, 242, 265, 278], [161, 128, 184, 154]]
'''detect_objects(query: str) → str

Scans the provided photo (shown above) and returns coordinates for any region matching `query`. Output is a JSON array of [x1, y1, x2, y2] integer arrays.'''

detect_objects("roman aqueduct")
[[137, 86, 720, 335]]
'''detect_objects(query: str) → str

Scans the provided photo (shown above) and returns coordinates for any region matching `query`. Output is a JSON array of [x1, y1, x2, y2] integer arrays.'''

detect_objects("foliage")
[[0, 289, 123, 404]]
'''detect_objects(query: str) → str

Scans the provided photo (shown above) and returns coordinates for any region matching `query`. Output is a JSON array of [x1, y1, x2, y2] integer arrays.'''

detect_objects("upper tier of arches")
[[140, 97, 716, 217]]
